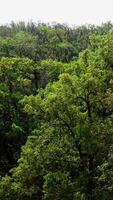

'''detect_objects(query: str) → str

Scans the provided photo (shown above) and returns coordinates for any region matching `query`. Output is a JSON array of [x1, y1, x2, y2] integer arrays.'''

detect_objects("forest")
[[1, 21, 113, 199]]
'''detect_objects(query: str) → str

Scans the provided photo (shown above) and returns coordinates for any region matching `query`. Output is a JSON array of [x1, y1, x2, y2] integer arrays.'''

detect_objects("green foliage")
[[1, 21, 113, 200]]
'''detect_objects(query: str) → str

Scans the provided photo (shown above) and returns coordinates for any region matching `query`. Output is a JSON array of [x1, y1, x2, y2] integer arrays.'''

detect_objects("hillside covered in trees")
[[1, 21, 113, 199]]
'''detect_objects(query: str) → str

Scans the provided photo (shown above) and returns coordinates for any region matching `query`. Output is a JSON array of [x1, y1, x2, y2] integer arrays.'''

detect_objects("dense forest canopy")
[[1, 21, 113, 199]]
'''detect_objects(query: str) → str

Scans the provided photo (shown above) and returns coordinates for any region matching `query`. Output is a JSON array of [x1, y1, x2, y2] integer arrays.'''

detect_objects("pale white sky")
[[0, 0, 113, 25]]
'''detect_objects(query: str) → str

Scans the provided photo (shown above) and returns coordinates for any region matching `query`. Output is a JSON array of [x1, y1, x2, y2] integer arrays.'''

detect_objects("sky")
[[0, 0, 113, 26]]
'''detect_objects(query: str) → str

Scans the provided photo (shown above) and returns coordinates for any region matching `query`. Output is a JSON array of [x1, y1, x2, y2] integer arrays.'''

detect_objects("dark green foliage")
[[1, 21, 113, 200]]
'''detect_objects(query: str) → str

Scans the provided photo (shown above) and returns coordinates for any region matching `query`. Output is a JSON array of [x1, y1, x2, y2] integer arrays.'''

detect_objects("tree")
[[1, 22, 113, 200], [0, 57, 35, 175]]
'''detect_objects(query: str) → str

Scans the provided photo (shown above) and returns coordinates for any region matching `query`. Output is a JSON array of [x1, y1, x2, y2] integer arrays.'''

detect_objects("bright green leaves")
[[0, 57, 34, 94], [12, 33, 113, 199], [0, 176, 12, 200], [1, 24, 113, 200], [0, 57, 36, 176]]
